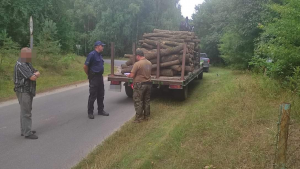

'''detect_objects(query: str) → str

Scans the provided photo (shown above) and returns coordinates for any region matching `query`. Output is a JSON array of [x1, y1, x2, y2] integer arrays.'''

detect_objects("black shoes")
[[88, 110, 108, 119], [21, 130, 36, 136], [25, 134, 38, 139], [88, 114, 95, 119], [98, 110, 109, 116]]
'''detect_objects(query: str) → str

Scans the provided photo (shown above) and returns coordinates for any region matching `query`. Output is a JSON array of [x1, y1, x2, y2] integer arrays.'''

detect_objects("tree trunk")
[[121, 66, 133, 73], [145, 44, 184, 60], [151, 69, 176, 77], [170, 65, 194, 72], [152, 60, 180, 69]]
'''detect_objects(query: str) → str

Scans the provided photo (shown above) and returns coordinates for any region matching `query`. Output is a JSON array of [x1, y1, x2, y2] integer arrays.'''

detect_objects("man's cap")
[[136, 49, 144, 56], [94, 41, 106, 47]]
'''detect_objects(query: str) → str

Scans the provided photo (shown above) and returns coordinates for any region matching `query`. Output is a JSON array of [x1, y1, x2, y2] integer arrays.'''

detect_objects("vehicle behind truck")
[[200, 53, 210, 72]]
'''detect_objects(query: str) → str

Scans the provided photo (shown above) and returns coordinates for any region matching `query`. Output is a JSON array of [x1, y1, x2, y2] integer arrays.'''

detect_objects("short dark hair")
[[136, 49, 144, 56]]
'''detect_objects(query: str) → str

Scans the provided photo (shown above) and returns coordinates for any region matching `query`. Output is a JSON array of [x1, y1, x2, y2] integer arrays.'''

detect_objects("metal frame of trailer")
[[108, 42, 203, 100]]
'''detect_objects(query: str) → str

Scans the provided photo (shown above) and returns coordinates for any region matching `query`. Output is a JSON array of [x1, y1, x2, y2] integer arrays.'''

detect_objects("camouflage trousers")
[[133, 83, 152, 120]]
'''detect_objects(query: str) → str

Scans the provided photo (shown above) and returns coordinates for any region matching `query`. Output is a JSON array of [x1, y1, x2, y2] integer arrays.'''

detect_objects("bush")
[[36, 19, 61, 57], [0, 30, 19, 64], [254, 0, 300, 79], [59, 54, 76, 69]]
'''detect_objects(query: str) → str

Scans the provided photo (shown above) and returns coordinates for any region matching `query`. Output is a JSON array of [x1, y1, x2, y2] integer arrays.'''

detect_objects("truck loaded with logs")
[[108, 29, 203, 100]]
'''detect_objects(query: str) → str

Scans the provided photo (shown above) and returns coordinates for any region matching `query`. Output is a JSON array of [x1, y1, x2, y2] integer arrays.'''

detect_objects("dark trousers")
[[88, 74, 104, 115]]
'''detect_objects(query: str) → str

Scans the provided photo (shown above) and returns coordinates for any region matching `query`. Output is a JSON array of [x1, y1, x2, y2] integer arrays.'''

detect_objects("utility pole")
[[29, 16, 33, 49]]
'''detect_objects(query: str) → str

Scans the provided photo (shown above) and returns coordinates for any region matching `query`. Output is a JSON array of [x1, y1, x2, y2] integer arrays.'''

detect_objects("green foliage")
[[193, 0, 268, 66], [59, 54, 76, 69], [0, 30, 19, 64], [254, 0, 300, 80], [90, 0, 182, 56], [36, 19, 61, 56], [0, 0, 181, 57], [287, 67, 300, 96], [193, 0, 231, 63], [219, 31, 252, 69]]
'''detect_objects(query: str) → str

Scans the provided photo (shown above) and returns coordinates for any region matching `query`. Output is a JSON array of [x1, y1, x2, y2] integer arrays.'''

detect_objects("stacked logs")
[[121, 29, 200, 77]]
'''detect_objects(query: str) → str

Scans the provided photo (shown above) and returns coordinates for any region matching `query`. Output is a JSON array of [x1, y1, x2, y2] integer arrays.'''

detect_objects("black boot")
[[98, 110, 109, 116], [88, 114, 94, 119], [25, 134, 38, 139]]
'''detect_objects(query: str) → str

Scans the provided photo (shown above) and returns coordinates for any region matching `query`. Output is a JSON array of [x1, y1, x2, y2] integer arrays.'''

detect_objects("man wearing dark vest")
[[83, 41, 109, 119]]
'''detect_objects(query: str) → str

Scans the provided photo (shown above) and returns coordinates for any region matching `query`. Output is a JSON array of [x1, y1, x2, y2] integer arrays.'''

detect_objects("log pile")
[[122, 29, 200, 77]]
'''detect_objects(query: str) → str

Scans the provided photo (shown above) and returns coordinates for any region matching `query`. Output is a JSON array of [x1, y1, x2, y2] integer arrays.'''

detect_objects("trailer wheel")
[[172, 85, 188, 101], [198, 71, 203, 80], [124, 82, 133, 98]]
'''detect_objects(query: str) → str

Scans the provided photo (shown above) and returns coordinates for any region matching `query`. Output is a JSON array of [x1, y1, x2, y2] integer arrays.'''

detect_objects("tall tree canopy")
[[0, 0, 182, 56]]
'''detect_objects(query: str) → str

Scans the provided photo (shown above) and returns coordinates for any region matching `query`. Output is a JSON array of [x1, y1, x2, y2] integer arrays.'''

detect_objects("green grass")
[[0, 55, 112, 101], [73, 67, 300, 169]]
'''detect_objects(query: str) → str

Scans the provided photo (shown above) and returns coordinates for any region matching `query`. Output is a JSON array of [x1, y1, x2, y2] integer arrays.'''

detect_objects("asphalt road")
[[0, 60, 135, 169]]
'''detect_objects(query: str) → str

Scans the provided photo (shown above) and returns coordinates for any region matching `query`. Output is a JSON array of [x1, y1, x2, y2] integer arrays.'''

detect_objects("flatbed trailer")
[[108, 42, 203, 100]]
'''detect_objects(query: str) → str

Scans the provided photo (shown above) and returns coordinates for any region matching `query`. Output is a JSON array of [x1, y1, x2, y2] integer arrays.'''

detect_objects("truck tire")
[[198, 71, 203, 80], [172, 85, 188, 101], [124, 82, 133, 98]]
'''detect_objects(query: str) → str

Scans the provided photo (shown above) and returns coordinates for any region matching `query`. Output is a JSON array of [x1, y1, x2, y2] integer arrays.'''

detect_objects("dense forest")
[[0, 0, 182, 56], [193, 0, 300, 93], [0, 0, 299, 94]]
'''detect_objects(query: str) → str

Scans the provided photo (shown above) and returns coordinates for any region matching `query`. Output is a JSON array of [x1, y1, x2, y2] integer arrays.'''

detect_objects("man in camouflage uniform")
[[127, 49, 152, 122]]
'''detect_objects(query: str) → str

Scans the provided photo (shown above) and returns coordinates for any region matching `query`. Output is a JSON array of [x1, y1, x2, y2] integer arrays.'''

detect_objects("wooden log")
[[170, 65, 194, 72], [121, 66, 133, 73], [152, 60, 180, 69], [125, 59, 182, 71], [143, 33, 172, 38], [124, 54, 133, 58], [161, 41, 183, 47], [142, 39, 169, 49], [153, 29, 195, 36], [162, 55, 180, 63], [142, 43, 155, 49], [139, 48, 157, 54], [121, 64, 129, 69], [151, 69, 176, 77], [126, 59, 132, 66], [145, 44, 184, 60], [146, 37, 185, 43], [149, 54, 190, 64], [170, 65, 181, 72]]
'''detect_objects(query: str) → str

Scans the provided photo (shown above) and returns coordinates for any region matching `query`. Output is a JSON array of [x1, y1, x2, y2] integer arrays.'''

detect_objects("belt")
[[136, 81, 152, 85], [90, 71, 103, 75]]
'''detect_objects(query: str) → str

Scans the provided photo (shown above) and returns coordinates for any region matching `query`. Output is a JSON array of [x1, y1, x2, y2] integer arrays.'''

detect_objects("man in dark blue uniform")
[[83, 41, 109, 119]]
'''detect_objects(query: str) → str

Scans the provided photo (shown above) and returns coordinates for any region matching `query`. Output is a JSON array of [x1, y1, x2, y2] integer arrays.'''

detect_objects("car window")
[[200, 53, 207, 58]]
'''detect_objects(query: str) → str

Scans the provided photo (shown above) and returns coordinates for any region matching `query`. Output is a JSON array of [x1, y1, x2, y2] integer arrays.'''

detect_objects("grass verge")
[[73, 67, 300, 169], [0, 55, 112, 102]]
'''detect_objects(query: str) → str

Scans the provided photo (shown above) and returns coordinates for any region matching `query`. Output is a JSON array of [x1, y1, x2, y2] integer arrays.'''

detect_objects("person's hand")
[[30, 74, 38, 81], [131, 83, 134, 89], [34, 71, 40, 78]]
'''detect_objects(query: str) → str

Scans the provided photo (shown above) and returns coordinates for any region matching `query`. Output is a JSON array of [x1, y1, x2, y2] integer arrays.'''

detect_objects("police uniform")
[[131, 50, 152, 121], [85, 42, 108, 117]]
